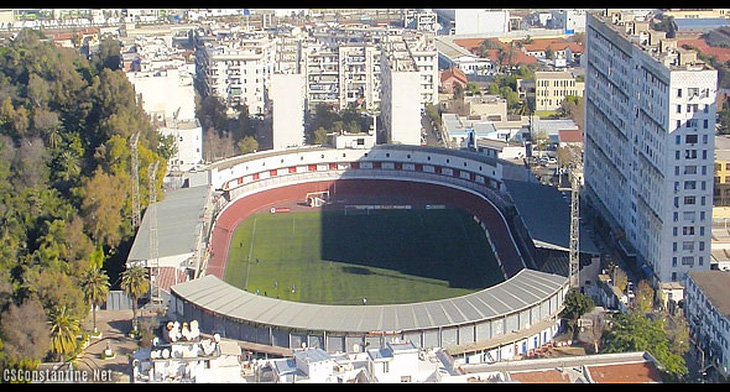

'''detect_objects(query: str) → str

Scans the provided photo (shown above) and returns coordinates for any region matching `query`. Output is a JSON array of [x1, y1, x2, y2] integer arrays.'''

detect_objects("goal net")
[[305, 190, 330, 208]]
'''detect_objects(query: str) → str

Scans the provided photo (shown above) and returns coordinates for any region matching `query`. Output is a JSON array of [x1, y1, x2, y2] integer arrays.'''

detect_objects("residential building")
[[584, 10, 717, 286], [715, 135, 730, 206], [685, 270, 730, 378], [550, 9, 587, 35], [366, 341, 420, 383], [534, 71, 584, 111], [454, 9, 510, 36], [271, 72, 306, 150], [195, 30, 276, 116], [131, 326, 244, 383], [159, 119, 203, 172], [379, 32, 437, 145], [440, 66, 468, 95], [404, 9, 439, 33]]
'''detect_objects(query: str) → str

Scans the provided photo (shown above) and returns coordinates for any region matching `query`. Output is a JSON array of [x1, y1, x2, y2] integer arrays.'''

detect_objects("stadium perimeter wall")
[[170, 145, 569, 361]]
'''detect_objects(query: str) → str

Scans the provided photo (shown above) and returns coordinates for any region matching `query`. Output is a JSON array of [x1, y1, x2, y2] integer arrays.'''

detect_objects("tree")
[[121, 264, 149, 333], [466, 82, 481, 96], [560, 288, 595, 339], [313, 127, 329, 145], [237, 135, 258, 154], [611, 265, 628, 293], [80, 168, 125, 248], [80, 265, 109, 335], [0, 298, 50, 367], [718, 106, 730, 135], [47, 305, 81, 361], [545, 46, 554, 60], [635, 280, 655, 314], [602, 310, 687, 380], [661, 311, 690, 358]]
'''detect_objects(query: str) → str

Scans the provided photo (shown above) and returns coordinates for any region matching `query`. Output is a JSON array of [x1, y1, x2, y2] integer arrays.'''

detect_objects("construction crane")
[[568, 148, 583, 290], [148, 160, 160, 303], [130, 132, 141, 228]]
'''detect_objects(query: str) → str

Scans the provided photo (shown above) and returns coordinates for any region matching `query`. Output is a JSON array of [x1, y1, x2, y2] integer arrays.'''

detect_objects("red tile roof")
[[586, 362, 662, 383], [441, 66, 468, 86], [456, 38, 538, 67], [678, 38, 730, 63], [155, 266, 190, 294], [523, 38, 584, 54], [509, 370, 572, 383], [559, 129, 583, 143]]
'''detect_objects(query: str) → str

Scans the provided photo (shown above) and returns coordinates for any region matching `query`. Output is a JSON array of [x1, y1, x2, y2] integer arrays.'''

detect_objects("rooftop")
[[171, 268, 567, 334], [127, 185, 211, 264], [688, 270, 730, 317], [503, 179, 600, 255]]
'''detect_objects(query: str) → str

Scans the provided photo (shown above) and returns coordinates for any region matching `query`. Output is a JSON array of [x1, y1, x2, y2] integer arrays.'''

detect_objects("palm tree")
[[57, 150, 81, 182], [48, 305, 81, 361], [80, 265, 110, 335], [121, 263, 149, 333]]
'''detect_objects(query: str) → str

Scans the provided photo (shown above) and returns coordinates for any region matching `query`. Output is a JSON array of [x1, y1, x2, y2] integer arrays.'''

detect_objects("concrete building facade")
[[685, 271, 730, 378], [271, 73, 306, 150], [584, 10, 717, 285], [534, 71, 584, 111]]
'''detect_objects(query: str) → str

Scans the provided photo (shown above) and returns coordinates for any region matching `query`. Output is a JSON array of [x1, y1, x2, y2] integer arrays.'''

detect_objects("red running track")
[[205, 179, 524, 280]]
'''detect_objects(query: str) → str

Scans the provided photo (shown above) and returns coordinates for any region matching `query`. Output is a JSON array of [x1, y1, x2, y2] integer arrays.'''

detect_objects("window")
[[686, 134, 698, 144], [682, 256, 694, 266], [683, 226, 695, 235], [704, 119, 709, 129], [699, 241, 705, 251], [699, 256, 704, 266], [677, 88, 682, 97], [676, 105, 682, 113], [683, 241, 694, 251], [685, 165, 697, 175], [676, 120, 682, 129], [685, 181, 696, 190], [685, 150, 697, 159], [672, 257, 678, 267]]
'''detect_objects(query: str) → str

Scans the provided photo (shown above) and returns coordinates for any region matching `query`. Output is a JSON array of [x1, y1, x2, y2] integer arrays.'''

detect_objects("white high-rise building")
[[584, 11, 717, 284], [380, 46, 422, 146], [271, 73, 306, 150], [454, 9, 510, 35]]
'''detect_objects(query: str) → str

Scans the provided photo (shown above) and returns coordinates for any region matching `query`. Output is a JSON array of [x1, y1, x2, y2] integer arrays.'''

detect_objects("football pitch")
[[223, 208, 504, 305]]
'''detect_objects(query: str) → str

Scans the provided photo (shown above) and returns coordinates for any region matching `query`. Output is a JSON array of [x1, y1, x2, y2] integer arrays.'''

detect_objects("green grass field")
[[223, 208, 504, 305]]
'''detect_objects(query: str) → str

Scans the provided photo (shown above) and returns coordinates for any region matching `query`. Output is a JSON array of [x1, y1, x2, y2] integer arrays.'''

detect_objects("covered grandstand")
[[165, 144, 570, 361]]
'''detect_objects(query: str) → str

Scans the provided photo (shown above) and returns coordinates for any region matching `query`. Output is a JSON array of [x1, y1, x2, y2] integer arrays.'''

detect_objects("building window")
[[681, 256, 694, 266], [684, 196, 696, 205], [672, 257, 677, 267]]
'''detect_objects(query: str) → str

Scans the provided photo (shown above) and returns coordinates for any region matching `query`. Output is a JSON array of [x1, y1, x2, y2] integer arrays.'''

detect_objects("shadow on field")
[[317, 179, 503, 290]]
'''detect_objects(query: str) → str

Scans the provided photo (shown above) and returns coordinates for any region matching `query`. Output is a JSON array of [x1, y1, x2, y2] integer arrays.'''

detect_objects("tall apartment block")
[[584, 11, 717, 284], [195, 31, 276, 116]]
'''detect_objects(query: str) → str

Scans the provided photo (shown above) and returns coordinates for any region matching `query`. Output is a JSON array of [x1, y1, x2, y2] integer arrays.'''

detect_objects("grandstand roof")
[[127, 185, 211, 264], [171, 268, 567, 334], [674, 18, 730, 32], [503, 179, 599, 255]]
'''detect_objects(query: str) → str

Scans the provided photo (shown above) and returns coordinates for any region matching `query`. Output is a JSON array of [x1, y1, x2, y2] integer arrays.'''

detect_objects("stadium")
[[151, 144, 591, 364]]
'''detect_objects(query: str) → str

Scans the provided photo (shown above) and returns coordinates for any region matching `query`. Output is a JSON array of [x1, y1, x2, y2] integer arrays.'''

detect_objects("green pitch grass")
[[223, 208, 504, 305]]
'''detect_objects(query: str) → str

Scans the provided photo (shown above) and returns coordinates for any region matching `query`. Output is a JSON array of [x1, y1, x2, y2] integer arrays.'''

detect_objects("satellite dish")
[[213, 333, 221, 342], [353, 344, 360, 353], [302, 342, 307, 349], [162, 349, 170, 359]]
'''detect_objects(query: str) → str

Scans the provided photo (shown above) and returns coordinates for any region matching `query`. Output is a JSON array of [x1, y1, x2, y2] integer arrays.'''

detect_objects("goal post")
[[305, 190, 330, 208]]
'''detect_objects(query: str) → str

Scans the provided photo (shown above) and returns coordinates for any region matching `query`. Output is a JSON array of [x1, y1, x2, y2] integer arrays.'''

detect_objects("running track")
[[205, 179, 525, 280]]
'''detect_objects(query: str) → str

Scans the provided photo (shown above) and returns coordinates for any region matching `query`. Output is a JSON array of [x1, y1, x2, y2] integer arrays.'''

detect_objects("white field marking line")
[[244, 216, 258, 291]]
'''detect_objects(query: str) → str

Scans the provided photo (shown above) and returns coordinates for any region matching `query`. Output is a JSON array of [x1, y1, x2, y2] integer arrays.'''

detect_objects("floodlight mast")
[[568, 148, 582, 290], [148, 161, 160, 302]]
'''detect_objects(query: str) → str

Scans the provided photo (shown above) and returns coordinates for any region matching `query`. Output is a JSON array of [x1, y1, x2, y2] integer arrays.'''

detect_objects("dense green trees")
[[0, 29, 167, 369], [602, 310, 688, 380]]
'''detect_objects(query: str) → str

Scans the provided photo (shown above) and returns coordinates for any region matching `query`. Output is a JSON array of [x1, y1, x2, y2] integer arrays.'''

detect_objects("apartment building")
[[380, 35, 425, 145], [584, 11, 717, 285], [195, 30, 276, 116], [271, 73, 306, 150], [685, 271, 730, 378], [534, 71, 584, 111], [714, 135, 730, 206]]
